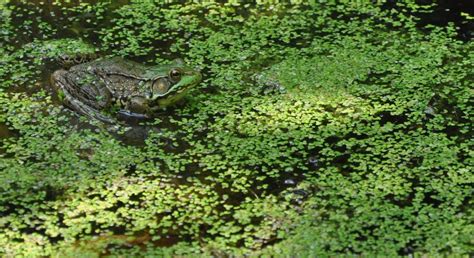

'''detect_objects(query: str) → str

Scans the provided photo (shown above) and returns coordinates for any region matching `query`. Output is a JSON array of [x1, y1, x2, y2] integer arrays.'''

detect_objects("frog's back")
[[70, 57, 147, 78], [57, 52, 98, 69]]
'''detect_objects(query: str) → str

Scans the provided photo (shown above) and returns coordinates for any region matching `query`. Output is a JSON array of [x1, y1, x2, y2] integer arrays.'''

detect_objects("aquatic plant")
[[0, 1, 472, 257]]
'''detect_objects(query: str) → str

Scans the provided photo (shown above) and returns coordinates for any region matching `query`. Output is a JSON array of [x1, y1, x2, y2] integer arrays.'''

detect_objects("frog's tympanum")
[[51, 57, 202, 123]]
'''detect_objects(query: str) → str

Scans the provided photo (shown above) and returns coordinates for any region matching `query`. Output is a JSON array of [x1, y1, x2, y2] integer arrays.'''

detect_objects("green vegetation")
[[0, 1, 473, 257]]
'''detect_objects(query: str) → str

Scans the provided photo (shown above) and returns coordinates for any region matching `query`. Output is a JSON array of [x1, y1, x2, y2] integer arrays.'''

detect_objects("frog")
[[51, 57, 202, 123]]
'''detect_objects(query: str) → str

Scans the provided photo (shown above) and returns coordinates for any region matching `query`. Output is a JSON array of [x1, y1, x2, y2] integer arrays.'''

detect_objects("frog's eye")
[[169, 68, 182, 83]]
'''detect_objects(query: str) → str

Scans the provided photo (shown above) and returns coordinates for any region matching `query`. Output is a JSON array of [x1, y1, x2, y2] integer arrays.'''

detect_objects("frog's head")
[[148, 59, 202, 108]]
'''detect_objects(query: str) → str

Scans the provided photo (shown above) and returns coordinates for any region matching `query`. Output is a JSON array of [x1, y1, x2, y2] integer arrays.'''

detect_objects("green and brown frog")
[[51, 57, 202, 123]]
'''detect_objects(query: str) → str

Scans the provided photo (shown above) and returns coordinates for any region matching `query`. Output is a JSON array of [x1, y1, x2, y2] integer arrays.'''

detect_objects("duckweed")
[[0, 1, 473, 257]]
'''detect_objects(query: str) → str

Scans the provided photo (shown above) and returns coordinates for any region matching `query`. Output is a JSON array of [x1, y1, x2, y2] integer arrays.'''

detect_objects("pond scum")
[[0, 1, 473, 257]]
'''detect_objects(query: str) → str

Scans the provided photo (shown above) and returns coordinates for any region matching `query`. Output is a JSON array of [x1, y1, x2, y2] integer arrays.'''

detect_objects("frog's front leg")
[[114, 96, 152, 121], [51, 69, 115, 124], [126, 95, 150, 114]]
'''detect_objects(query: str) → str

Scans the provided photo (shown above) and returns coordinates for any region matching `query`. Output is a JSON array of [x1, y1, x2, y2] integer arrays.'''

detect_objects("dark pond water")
[[416, 0, 474, 40], [383, 0, 474, 40], [384, 0, 474, 40]]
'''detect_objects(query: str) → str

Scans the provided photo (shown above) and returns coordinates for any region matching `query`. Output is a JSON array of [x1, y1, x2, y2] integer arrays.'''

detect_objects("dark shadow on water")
[[0, 123, 16, 140], [383, 0, 474, 40], [0, 123, 18, 156]]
